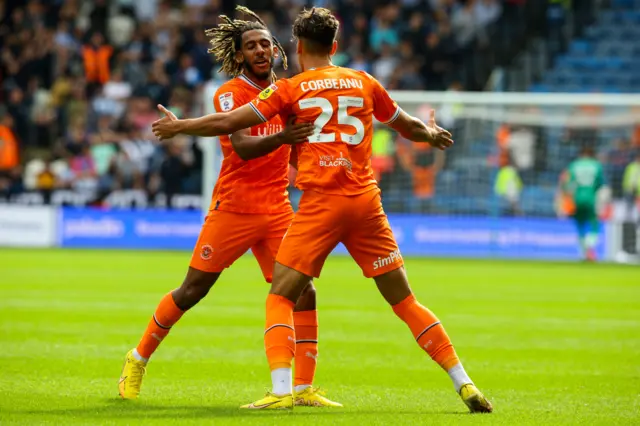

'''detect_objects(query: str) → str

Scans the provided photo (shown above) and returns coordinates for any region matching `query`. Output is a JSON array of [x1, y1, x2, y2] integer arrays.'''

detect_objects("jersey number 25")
[[298, 96, 364, 145]]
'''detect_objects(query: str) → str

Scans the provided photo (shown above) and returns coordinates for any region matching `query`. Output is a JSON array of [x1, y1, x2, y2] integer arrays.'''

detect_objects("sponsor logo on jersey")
[[200, 244, 214, 260], [258, 84, 278, 100], [319, 152, 352, 171], [254, 123, 284, 137], [372, 249, 402, 270], [218, 92, 234, 111]]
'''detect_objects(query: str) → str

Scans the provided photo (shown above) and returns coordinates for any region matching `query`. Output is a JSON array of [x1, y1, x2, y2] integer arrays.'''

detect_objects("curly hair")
[[205, 6, 287, 80], [292, 7, 340, 54]]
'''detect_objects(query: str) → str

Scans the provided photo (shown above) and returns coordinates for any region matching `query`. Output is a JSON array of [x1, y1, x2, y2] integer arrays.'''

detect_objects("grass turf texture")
[[0, 248, 639, 425]]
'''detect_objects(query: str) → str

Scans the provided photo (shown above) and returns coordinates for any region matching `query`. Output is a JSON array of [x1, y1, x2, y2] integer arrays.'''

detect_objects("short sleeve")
[[369, 76, 401, 124], [249, 79, 292, 123], [213, 85, 249, 113]]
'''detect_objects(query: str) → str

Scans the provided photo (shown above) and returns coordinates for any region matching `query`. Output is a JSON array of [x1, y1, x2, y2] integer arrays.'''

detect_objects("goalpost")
[[201, 89, 640, 261], [199, 80, 222, 217]]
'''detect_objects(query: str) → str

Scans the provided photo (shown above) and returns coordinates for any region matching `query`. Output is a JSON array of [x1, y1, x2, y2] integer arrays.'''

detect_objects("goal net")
[[382, 92, 640, 261]]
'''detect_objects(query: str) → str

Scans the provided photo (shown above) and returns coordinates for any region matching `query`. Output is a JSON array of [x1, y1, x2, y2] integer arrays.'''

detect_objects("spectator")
[[69, 144, 98, 194], [6, 87, 31, 146], [507, 126, 536, 171], [111, 144, 143, 190], [173, 53, 202, 89], [90, 115, 119, 182], [422, 31, 450, 90], [50, 71, 74, 109], [349, 52, 370, 73], [344, 34, 367, 65], [633, 123, 640, 148], [28, 77, 55, 148], [475, 0, 502, 27], [0, 115, 20, 175], [370, 9, 400, 53], [623, 152, 640, 206], [35, 158, 58, 203], [125, 0, 160, 22], [371, 127, 395, 182], [54, 20, 78, 51], [343, 11, 371, 47], [372, 43, 398, 87], [103, 68, 133, 105], [82, 32, 113, 91], [396, 133, 446, 200], [0, 113, 23, 199], [451, 0, 478, 48], [601, 138, 633, 197], [160, 138, 193, 207], [494, 155, 523, 216], [190, 29, 214, 79], [403, 11, 429, 53], [65, 125, 89, 156], [93, 68, 133, 118], [89, 0, 110, 37], [390, 60, 424, 90], [133, 64, 171, 106]]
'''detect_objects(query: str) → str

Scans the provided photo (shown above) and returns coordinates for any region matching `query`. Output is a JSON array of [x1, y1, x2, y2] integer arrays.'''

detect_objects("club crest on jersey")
[[259, 84, 278, 100], [200, 244, 214, 260], [218, 92, 234, 111]]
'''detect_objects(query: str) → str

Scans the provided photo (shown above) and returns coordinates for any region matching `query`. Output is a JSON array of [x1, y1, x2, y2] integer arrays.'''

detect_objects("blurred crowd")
[[0, 0, 505, 206]]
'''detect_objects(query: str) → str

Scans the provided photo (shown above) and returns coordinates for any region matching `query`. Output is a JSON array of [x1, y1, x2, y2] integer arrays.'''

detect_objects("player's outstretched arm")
[[151, 104, 266, 140], [388, 109, 454, 151], [230, 118, 314, 161]]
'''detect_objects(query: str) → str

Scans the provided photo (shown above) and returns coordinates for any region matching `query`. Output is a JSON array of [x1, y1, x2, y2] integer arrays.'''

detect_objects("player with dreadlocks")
[[152, 6, 491, 413], [118, 6, 341, 408]]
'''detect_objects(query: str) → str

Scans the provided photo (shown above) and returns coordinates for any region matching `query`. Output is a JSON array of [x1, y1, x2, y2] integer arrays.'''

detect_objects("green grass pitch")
[[1, 248, 639, 425]]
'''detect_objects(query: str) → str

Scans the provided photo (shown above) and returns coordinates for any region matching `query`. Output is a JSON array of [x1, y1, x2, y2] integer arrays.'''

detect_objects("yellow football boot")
[[240, 393, 294, 409], [459, 383, 493, 413], [294, 387, 343, 407], [118, 349, 147, 399]]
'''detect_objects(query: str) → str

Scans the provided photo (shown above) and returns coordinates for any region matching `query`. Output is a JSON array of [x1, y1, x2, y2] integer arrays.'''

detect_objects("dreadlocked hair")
[[205, 6, 287, 81]]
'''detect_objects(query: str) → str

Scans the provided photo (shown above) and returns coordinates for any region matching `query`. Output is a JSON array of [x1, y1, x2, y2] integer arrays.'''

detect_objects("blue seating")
[[610, 0, 640, 8], [569, 39, 592, 56], [536, 2, 640, 93]]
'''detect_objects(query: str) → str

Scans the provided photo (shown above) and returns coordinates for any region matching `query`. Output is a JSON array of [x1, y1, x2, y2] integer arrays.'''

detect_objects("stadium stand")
[[0, 0, 637, 219], [532, 2, 640, 93], [0, 0, 524, 207]]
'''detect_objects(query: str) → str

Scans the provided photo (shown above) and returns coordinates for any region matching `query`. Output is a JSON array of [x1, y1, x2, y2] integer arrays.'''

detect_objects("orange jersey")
[[249, 66, 400, 196], [211, 75, 291, 214]]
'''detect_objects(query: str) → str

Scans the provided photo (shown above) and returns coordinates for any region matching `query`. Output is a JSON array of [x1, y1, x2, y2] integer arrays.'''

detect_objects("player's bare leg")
[[172, 267, 221, 310], [119, 267, 220, 399], [291, 281, 342, 407], [374, 267, 492, 413]]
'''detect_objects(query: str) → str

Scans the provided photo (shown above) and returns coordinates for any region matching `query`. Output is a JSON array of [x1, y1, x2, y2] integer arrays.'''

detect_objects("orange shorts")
[[276, 189, 403, 278], [190, 209, 294, 282]]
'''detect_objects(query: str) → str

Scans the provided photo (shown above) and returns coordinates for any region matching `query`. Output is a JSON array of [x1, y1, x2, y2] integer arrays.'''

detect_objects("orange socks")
[[293, 310, 318, 387], [392, 294, 460, 371], [136, 292, 185, 360], [264, 294, 296, 370]]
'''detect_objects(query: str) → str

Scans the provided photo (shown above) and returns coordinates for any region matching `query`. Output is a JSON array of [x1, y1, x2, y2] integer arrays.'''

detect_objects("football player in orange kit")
[[119, 6, 341, 408], [152, 7, 492, 413]]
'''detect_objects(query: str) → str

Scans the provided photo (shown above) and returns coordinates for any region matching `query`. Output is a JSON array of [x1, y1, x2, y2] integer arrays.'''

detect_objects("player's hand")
[[152, 105, 180, 140], [280, 116, 315, 145], [426, 110, 454, 150]]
